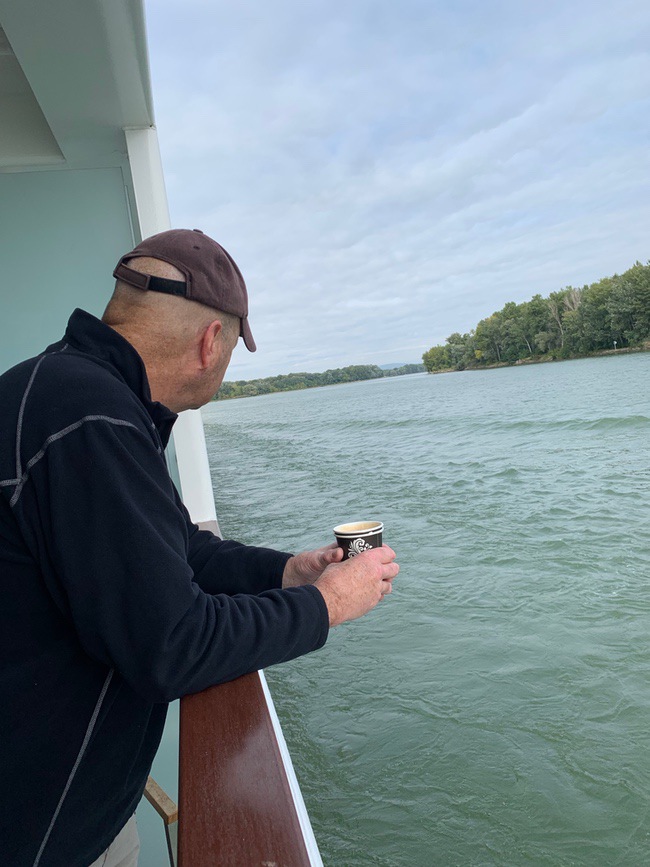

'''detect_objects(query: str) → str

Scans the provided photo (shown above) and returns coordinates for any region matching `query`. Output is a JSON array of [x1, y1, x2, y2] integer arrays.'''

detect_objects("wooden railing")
[[178, 672, 317, 866]]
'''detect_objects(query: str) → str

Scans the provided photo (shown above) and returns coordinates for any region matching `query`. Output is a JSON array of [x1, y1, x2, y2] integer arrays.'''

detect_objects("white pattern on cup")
[[348, 538, 373, 557]]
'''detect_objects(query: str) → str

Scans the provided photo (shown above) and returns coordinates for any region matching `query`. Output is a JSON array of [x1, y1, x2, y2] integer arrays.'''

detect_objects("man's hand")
[[313, 545, 399, 627], [282, 543, 344, 588]]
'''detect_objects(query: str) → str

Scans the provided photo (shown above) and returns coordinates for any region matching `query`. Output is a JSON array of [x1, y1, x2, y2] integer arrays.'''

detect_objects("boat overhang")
[[0, 0, 153, 173], [0, 0, 162, 378]]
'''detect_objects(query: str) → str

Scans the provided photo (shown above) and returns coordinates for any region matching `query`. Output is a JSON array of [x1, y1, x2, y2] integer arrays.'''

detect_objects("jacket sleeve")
[[23, 418, 328, 703], [184, 512, 292, 596]]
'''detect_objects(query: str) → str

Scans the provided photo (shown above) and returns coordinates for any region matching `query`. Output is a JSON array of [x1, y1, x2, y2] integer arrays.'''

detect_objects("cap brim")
[[241, 317, 256, 352]]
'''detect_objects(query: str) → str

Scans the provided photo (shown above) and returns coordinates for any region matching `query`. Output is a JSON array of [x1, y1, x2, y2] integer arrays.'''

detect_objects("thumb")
[[322, 545, 344, 565]]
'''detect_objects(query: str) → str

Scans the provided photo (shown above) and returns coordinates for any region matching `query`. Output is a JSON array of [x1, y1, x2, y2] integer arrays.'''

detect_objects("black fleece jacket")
[[0, 309, 328, 867]]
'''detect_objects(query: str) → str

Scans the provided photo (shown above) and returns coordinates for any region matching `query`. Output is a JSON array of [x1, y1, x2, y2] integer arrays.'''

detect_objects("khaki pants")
[[88, 815, 139, 867]]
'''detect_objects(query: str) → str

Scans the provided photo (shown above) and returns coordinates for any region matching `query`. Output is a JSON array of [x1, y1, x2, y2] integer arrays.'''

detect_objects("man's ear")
[[199, 319, 223, 369]]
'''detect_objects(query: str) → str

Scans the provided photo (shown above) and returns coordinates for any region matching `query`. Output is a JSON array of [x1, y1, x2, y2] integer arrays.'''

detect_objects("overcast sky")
[[145, 0, 650, 380]]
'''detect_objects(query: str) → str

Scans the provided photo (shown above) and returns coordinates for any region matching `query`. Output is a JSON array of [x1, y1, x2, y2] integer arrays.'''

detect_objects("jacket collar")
[[62, 309, 178, 445]]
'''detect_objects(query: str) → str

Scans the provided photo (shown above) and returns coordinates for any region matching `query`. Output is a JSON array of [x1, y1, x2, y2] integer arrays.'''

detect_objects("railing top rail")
[[178, 671, 317, 867]]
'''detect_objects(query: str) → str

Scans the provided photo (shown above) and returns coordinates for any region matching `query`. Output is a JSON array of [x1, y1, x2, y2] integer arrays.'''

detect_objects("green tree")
[[577, 279, 614, 351], [517, 295, 548, 356], [444, 333, 469, 369], [422, 345, 451, 372], [474, 314, 505, 363], [612, 262, 650, 344]]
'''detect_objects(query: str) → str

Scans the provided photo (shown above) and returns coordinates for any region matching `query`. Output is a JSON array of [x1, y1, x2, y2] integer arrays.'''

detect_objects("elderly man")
[[0, 229, 398, 867]]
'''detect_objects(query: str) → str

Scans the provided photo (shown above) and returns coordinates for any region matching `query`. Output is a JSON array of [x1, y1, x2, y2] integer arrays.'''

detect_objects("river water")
[[141, 353, 650, 866]]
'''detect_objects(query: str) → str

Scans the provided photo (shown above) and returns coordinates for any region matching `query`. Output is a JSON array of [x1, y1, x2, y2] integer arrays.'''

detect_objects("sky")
[[145, 0, 650, 380]]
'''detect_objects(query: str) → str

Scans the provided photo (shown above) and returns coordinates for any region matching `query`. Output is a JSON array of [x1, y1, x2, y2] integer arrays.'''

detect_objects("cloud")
[[145, 0, 650, 378]]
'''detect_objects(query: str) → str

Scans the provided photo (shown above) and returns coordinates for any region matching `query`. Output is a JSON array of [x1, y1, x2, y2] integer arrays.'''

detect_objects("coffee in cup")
[[333, 521, 383, 560]]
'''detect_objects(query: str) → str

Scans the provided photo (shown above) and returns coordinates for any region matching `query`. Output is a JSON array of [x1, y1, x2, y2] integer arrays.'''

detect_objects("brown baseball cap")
[[113, 228, 256, 352]]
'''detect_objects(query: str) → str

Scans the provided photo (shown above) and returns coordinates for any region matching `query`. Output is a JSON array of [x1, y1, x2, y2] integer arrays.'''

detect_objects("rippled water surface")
[[151, 354, 650, 866]]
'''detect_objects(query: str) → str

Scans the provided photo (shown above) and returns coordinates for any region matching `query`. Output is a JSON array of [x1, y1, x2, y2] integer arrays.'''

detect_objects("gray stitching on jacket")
[[149, 420, 163, 454], [14, 344, 69, 481], [32, 669, 114, 867], [15, 355, 47, 480], [10, 416, 140, 508]]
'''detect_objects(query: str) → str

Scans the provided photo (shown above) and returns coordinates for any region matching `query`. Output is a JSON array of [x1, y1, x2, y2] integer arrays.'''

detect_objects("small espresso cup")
[[333, 521, 384, 560]]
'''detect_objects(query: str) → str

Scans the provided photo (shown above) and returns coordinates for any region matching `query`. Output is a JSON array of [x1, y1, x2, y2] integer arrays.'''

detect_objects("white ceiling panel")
[[0, 29, 64, 167], [0, 1, 153, 171]]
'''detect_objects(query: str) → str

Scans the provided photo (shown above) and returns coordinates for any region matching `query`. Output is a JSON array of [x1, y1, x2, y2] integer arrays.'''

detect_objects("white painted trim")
[[171, 409, 218, 524], [258, 671, 324, 866], [123, 127, 170, 238], [123, 127, 216, 524]]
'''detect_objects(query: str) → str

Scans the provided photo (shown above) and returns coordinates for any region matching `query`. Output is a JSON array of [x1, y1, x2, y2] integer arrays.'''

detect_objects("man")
[[0, 229, 399, 867]]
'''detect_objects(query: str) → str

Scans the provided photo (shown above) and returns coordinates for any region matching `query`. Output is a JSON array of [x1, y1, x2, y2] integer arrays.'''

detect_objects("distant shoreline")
[[213, 346, 649, 400], [427, 344, 650, 375], [214, 362, 425, 401]]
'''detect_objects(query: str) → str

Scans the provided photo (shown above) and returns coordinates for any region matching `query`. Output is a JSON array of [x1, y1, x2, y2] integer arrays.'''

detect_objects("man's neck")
[[104, 321, 186, 412]]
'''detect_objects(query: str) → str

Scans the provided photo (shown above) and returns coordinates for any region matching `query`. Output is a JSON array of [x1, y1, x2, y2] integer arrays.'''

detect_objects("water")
[[141, 353, 650, 865]]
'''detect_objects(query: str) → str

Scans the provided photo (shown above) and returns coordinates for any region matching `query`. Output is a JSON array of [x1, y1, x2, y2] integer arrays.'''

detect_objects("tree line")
[[422, 260, 650, 373], [215, 363, 425, 400]]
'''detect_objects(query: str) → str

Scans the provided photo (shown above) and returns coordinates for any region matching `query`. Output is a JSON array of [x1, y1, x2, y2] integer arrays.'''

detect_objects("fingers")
[[380, 562, 398, 596], [331, 547, 398, 578], [370, 544, 396, 563], [314, 545, 399, 626], [383, 561, 400, 580]]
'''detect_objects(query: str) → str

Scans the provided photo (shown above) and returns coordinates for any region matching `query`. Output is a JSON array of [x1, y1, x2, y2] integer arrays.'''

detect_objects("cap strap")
[[113, 262, 187, 297], [145, 276, 188, 297]]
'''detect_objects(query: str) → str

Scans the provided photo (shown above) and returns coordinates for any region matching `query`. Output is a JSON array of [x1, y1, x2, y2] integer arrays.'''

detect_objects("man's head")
[[103, 229, 253, 412], [113, 229, 256, 352]]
